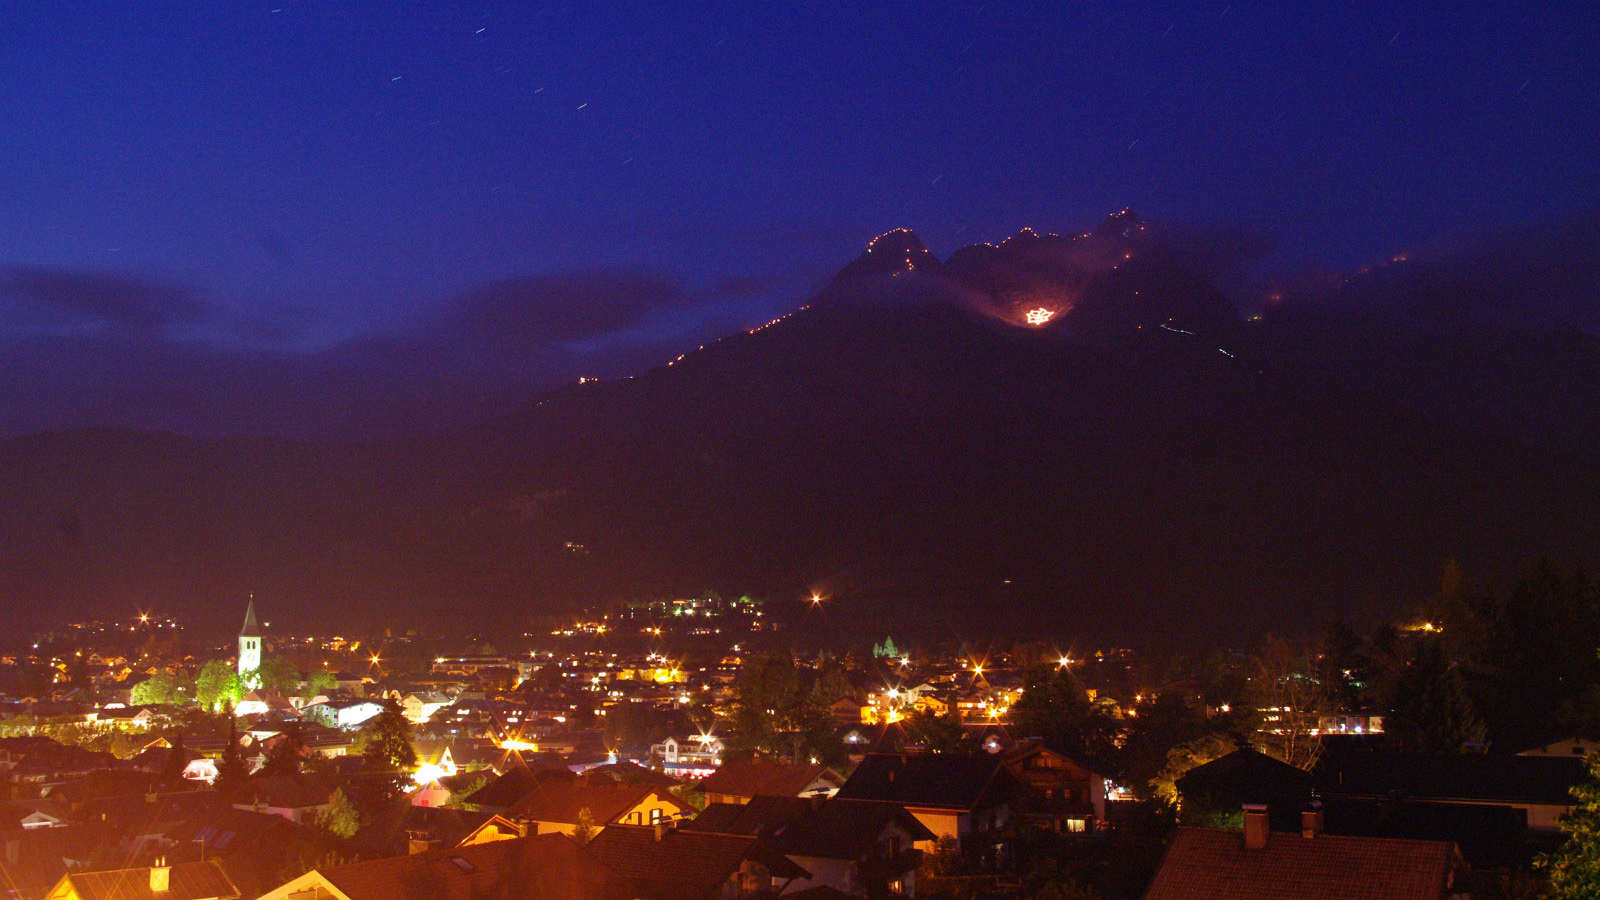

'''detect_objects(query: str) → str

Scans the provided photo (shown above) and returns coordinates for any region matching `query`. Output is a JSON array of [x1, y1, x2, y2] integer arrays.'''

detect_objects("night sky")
[[3, 1, 1596, 437]]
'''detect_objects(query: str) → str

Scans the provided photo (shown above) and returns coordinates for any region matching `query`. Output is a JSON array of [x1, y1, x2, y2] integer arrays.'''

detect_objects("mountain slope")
[[2, 221, 1597, 644]]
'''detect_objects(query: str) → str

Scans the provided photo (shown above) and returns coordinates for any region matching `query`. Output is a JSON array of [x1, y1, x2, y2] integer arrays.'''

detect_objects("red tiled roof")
[[837, 753, 1007, 812], [54, 860, 240, 900], [502, 780, 681, 826], [684, 796, 935, 860], [1143, 827, 1459, 900], [698, 758, 841, 799], [462, 765, 571, 810], [238, 773, 334, 809], [319, 833, 599, 900], [586, 823, 809, 895]]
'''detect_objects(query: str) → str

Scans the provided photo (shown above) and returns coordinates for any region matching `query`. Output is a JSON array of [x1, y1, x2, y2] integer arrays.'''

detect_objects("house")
[[586, 822, 810, 898], [1318, 712, 1385, 735], [835, 753, 1015, 852], [300, 725, 357, 758], [0, 823, 115, 900], [302, 700, 385, 731], [460, 765, 574, 813], [829, 696, 865, 726], [498, 779, 687, 837], [3, 741, 116, 788], [1001, 740, 1110, 833], [698, 758, 845, 805], [96, 705, 161, 729], [235, 690, 298, 720], [457, 813, 527, 847], [1176, 748, 1314, 831], [2, 798, 70, 830], [160, 805, 326, 899], [579, 761, 684, 793], [1315, 749, 1584, 833], [44, 858, 241, 900], [398, 691, 454, 725], [259, 833, 600, 900], [232, 774, 336, 824], [407, 746, 464, 807], [1143, 806, 1464, 899], [684, 796, 933, 897], [1519, 736, 1600, 759], [650, 735, 724, 779]]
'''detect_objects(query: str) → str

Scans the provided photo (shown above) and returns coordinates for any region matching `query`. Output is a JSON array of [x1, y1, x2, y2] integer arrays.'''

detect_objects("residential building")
[[1144, 806, 1465, 899], [1000, 740, 1110, 833], [1316, 750, 1584, 833], [836, 753, 1015, 853], [45, 858, 240, 900], [685, 796, 933, 896], [585, 823, 809, 898], [259, 833, 598, 900], [698, 758, 844, 805]]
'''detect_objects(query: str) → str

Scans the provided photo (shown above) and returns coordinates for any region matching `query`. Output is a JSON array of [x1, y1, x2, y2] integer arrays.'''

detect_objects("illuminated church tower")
[[238, 597, 262, 679]]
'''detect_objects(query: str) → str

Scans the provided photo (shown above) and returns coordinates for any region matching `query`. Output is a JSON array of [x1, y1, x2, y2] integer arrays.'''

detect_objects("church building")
[[238, 598, 262, 682]]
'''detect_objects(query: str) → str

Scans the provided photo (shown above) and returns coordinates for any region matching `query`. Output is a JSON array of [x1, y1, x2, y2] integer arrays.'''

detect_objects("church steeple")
[[238, 597, 262, 678], [240, 597, 261, 638]]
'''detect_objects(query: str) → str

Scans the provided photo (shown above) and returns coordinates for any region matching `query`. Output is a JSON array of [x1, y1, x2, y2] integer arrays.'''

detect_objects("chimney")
[[1242, 804, 1269, 850], [653, 820, 669, 842], [1301, 801, 1325, 839], [150, 856, 171, 894]]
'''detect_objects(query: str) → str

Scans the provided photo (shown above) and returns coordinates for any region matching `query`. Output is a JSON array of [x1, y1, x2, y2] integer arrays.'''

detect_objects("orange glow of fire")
[[1024, 307, 1057, 326]]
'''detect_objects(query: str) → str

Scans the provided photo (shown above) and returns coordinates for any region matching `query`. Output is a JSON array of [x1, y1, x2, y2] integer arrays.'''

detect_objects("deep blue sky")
[[2, 1, 1596, 436]]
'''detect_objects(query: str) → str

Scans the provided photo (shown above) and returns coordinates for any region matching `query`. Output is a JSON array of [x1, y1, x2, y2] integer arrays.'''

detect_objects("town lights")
[[1024, 307, 1057, 326]]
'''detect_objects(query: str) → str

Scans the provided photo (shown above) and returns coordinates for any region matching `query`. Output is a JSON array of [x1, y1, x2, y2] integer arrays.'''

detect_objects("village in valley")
[[1, 575, 1595, 899]]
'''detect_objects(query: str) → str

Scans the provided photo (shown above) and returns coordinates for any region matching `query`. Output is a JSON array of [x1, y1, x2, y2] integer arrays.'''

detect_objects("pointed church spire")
[[239, 596, 261, 638]]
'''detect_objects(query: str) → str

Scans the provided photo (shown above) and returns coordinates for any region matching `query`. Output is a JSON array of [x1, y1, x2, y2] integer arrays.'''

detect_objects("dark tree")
[[1457, 563, 1600, 748], [1385, 637, 1487, 753], [215, 714, 249, 802], [1539, 751, 1600, 898], [903, 709, 971, 754], [261, 721, 307, 777], [161, 732, 188, 787], [356, 700, 416, 772], [1011, 665, 1120, 762], [1120, 693, 1219, 799]]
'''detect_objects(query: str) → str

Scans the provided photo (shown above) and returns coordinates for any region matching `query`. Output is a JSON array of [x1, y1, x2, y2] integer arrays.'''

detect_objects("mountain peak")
[[1096, 208, 1147, 239], [820, 228, 945, 298], [859, 228, 938, 270]]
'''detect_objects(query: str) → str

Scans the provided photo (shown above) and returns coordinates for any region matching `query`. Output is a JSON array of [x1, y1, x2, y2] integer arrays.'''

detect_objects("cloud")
[[1145, 221, 1278, 283], [0, 266, 210, 330], [1267, 213, 1600, 333], [712, 273, 789, 298], [447, 270, 700, 350], [0, 265, 742, 438]]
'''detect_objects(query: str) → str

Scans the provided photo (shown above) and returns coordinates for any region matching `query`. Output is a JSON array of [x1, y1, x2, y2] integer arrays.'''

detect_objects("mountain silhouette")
[[2, 217, 1597, 645]]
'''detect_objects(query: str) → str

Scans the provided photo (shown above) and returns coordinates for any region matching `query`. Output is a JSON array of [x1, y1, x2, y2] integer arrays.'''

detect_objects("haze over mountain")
[[2, 212, 1596, 645]]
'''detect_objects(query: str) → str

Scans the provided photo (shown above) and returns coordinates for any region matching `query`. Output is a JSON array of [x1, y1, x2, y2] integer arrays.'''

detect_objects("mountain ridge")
[[3, 216, 1597, 645]]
